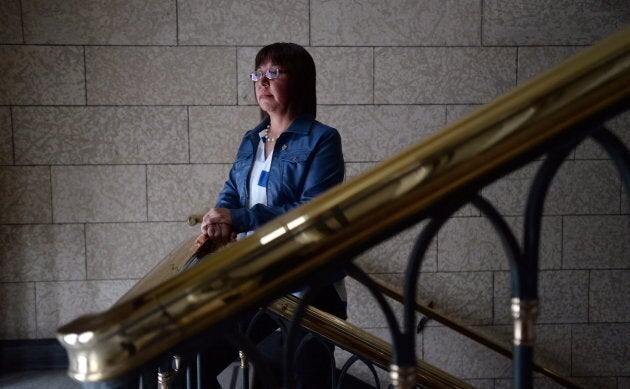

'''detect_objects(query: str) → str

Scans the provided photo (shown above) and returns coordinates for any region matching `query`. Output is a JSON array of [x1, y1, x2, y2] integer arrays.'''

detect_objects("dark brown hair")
[[255, 42, 317, 119]]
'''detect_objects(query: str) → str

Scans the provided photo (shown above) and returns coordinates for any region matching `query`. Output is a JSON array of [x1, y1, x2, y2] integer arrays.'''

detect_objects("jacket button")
[[292, 156, 297, 161]]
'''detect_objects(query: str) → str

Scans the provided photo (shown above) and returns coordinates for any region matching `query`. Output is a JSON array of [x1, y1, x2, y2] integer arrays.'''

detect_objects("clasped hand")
[[196, 207, 236, 246]]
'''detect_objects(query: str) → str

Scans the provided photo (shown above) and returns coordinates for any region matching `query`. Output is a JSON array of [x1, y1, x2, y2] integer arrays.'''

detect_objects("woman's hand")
[[204, 207, 233, 225], [200, 207, 235, 244], [195, 233, 209, 247]]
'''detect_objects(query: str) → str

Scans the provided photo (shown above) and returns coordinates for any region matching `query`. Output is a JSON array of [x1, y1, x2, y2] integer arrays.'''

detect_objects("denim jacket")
[[215, 114, 345, 233]]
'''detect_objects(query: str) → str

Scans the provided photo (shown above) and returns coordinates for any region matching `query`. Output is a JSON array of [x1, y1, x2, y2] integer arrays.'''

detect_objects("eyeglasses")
[[249, 67, 286, 82]]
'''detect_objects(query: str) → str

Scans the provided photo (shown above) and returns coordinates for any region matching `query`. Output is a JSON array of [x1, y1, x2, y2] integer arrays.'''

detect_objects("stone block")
[[0, 224, 85, 282], [0, 283, 36, 339], [309, 47, 374, 105], [86, 222, 195, 279], [318, 105, 445, 161], [86, 46, 236, 105], [483, 0, 629, 45], [438, 216, 562, 271], [311, 0, 481, 46], [13, 106, 188, 165], [178, 0, 308, 45], [237, 47, 261, 106], [0, 0, 22, 43], [517, 46, 583, 84], [356, 221, 437, 274], [344, 162, 377, 181], [189, 106, 261, 163], [563, 215, 630, 269], [0, 166, 51, 224], [0, 46, 84, 105], [572, 323, 630, 376], [374, 47, 515, 104], [147, 164, 232, 221], [589, 270, 630, 322], [36, 280, 136, 337], [22, 0, 176, 45], [0, 107, 11, 164], [52, 165, 147, 223]]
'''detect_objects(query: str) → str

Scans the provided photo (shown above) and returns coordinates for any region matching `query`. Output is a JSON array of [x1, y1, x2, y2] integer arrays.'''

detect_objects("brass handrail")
[[57, 28, 630, 383], [268, 295, 474, 389]]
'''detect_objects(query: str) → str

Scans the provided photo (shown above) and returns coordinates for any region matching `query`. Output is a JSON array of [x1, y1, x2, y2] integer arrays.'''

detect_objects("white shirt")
[[248, 136, 273, 210], [238, 134, 272, 240]]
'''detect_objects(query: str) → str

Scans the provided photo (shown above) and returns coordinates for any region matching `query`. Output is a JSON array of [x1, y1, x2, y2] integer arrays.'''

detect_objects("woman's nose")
[[259, 76, 270, 87]]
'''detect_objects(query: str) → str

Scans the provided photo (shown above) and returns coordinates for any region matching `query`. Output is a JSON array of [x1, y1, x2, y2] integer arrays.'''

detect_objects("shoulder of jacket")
[[310, 120, 339, 138]]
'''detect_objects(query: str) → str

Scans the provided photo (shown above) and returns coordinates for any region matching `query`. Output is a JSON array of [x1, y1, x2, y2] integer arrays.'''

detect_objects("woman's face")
[[254, 60, 291, 117]]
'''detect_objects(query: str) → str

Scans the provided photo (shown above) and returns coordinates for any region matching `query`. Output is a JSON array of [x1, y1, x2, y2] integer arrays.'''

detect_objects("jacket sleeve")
[[214, 165, 242, 209], [214, 135, 251, 211], [229, 128, 344, 233]]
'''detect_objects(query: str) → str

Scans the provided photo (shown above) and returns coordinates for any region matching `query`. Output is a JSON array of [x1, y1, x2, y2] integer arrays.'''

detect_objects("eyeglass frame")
[[249, 67, 288, 82]]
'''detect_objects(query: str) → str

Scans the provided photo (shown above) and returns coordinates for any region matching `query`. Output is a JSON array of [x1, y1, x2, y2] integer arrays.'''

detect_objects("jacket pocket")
[[277, 149, 310, 200], [279, 149, 309, 164]]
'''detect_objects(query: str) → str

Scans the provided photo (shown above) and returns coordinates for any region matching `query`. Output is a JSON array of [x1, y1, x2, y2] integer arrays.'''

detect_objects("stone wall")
[[0, 1, 628, 386]]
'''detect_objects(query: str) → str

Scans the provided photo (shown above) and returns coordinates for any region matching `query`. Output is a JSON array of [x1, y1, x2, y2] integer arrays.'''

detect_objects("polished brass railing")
[[58, 27, 629, 387], [268, 295, 474, 389]]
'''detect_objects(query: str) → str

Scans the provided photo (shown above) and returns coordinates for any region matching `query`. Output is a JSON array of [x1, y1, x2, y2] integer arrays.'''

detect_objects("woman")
[[197, 43, 347, 388], [197, 43, 344, 245]]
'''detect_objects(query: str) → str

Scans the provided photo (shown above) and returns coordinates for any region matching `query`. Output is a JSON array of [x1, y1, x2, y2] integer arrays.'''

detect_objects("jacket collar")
[[285, 114, 315, 135], [252, 114, 315, 137]]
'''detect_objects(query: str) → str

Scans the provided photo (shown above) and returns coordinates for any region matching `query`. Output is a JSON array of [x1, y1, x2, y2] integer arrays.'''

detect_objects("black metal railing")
[[57, 28, 629, 388]]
